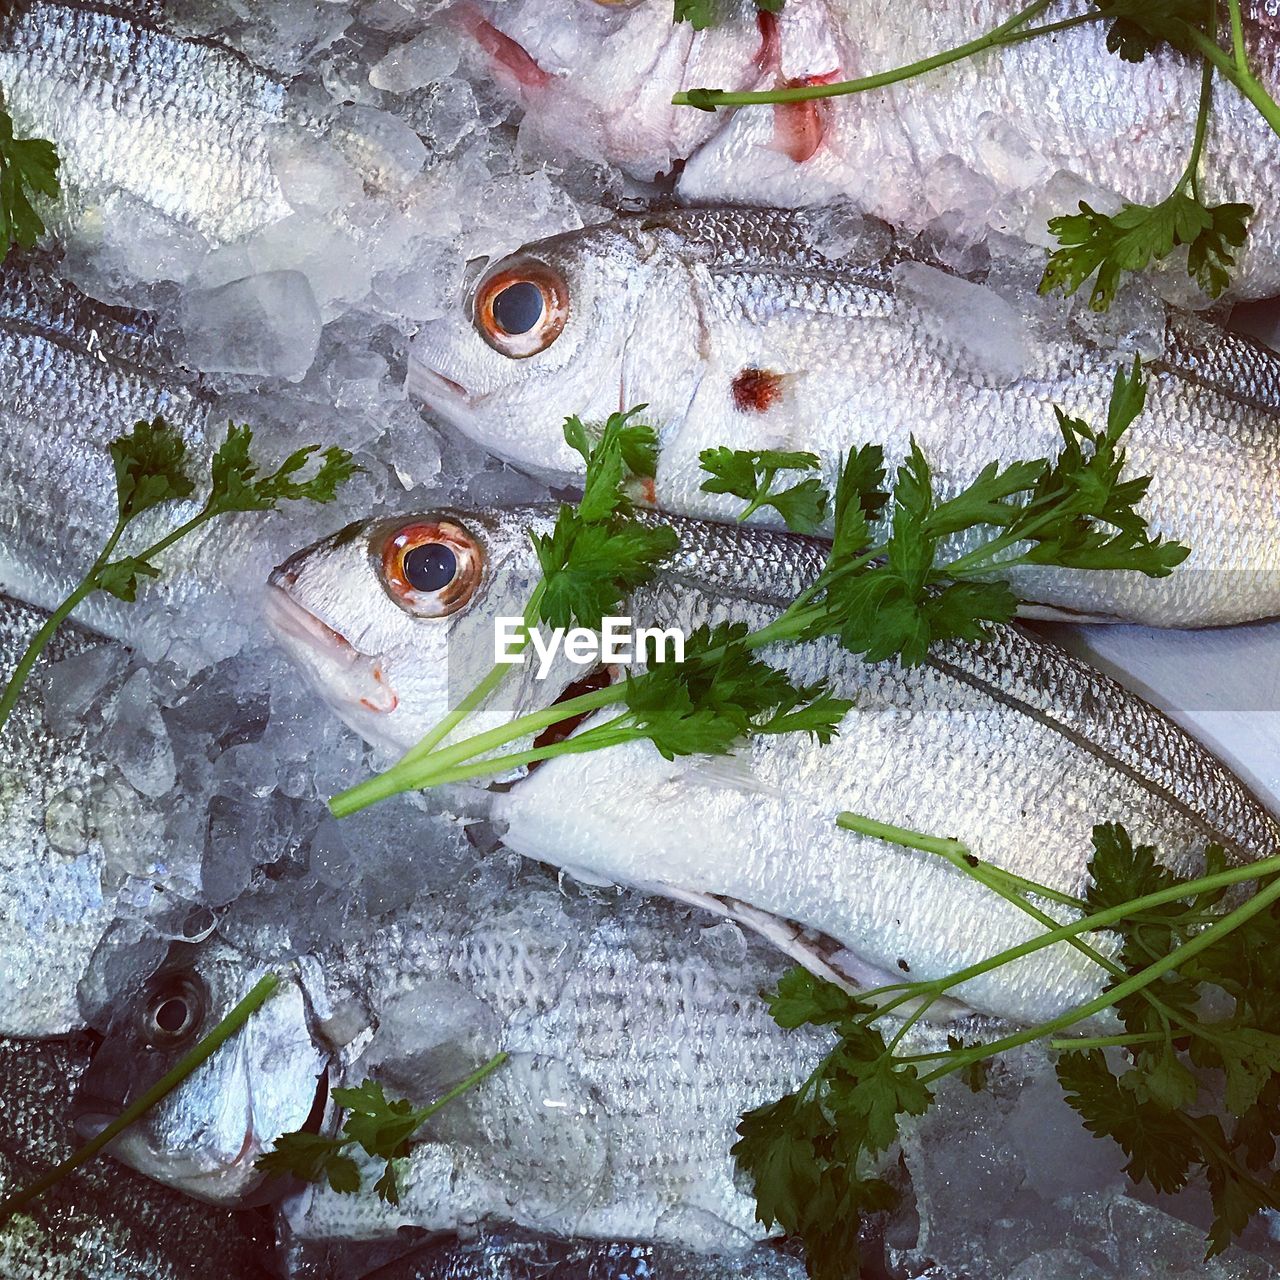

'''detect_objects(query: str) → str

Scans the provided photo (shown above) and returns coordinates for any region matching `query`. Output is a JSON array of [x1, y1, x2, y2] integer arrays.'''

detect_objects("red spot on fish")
[[773, 73, 838, 164], [732, 367, 783, 414], [754, 10, 781, 74], [456, 7, 550, 90], [639, 476, 657, 507]]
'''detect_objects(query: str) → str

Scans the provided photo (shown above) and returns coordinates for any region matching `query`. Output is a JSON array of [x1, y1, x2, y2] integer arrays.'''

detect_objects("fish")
[[267, 504, 1280, 1027], [72, 866, 842, 1250], [0, 592, 127, 1037], [0, 0, 294, 246], [334, 1229, 808, 1279], [0, 1034, 275, 1278], [460, 0, 1280, 298], [0, 261, 315, 647], [407, 205, 1280, 628]]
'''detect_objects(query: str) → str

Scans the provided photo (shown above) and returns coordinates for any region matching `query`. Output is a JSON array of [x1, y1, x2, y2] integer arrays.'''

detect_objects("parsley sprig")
[[0, 104, 59, 262], [699, 448, 829, 534], [0, 416, 357, 737], [672, 0, 1280, 304], [330, 362, 1184, 817], [256, 1055, 507, 1203], [735, 813, 1280, 1278]]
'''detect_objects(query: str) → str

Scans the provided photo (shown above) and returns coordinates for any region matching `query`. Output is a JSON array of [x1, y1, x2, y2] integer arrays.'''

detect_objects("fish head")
[[70, 938, 328, 1205], [266, 506, 558, 758], [409, 219, 703, 476], [454, 0, 767, 178]]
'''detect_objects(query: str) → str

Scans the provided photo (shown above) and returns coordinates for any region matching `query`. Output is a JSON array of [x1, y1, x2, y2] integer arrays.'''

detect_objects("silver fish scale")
[[0, 1036, 275, 1278], [0, 0, 293, 243], [1163, 311, 1280, 412], [0, 264, 219, 635], [0, 594, 121, 1036]]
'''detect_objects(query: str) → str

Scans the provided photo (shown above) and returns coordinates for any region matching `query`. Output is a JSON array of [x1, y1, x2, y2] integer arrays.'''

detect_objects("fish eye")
[[378, 518, 484, 617], [473, 257, 568, 358], [141, 974, 205, 1049]]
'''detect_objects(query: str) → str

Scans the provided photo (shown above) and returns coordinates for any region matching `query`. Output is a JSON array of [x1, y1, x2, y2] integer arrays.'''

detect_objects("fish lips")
[[264, 576, 402, 744]]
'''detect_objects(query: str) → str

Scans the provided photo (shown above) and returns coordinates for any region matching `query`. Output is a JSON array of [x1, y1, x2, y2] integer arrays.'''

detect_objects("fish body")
[[0, 263, 277, 644], [0, 594, 125, 1037], [409, 206, 1280, 627], [0, 1035, 274, 1278], [466, 0, 1280, 298], [268, 506, 1280, 1029], [0, 0, 293, 245], [75, 871, 834, 1249]]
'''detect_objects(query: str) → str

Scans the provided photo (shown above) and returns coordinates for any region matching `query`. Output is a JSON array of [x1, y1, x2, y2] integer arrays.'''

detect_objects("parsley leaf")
[[532, 412, 678, 631], [109, 417, 196, 521], [1092, 0, 1206, 62], [258, 1057, 507, 1203], [0, 107, 60, 262], [674, 0, 781, 28], [206, 423, 359, 516], [699, 447, 829, 534], [1040, 194, 1252, 309]]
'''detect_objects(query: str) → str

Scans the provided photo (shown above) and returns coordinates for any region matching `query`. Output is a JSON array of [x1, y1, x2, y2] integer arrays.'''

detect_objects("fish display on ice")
[[410, 206, 1280, 627], [462, 0, 1280, 297], [268, 505, 1280, 1028], [72, 870, 838, 1249], [0, 0, 294, 246], [0, 1036, 274, 1278]]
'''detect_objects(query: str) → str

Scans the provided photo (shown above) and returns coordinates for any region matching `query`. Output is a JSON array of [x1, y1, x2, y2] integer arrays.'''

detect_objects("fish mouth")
[[264, 579, 399, 717], [407, 358, 475, 411]]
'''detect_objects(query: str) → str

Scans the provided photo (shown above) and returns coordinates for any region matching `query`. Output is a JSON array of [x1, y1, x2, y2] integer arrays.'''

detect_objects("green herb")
[[0, 105, 59, 263], [699, 448, 829, 534], [732, 812, 1280, 1277], [0, 973, 279, 1227], [674, 0, 781, 30], [672, 0, 1280, 305], [257, 1054, 508, 1203], [0, 416, 357, 737], [330, 362, 1184, 818]]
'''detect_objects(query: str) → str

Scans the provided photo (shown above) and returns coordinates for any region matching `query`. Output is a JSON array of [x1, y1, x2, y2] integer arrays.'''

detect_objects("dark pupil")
[[154, 998, 189, 1034], [491, 281, 544, 336], [403, 542, 457, 592]]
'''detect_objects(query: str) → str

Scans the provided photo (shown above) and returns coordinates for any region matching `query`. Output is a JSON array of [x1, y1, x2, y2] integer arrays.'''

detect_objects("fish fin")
[[654, 884, 972, 1021], [560, 864, 617, 889], [1015, 602, 1127, 624]]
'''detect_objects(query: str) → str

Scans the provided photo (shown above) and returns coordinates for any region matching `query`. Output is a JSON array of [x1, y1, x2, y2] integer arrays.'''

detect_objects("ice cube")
[[975, 113, 1053, 192], [893, 260, 1032, 384], [44, 786, 89, 857], [369, 28, 460, 94], [329, 105, 427, 197], [104, 669, 176, 799], [421, 77, 477, 153], [269, 129, 365, 215], [924, 154, 999, 238], [41, 645, 125, 737], [181, 270, 322, 381]]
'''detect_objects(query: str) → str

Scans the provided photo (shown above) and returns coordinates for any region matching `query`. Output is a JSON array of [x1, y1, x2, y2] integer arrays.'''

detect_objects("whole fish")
[[0, 0, 293, 245], [408, 206, 1280, 627], [0, 593, 125, 1037], [267, 505, 1280, 1026], [73, 869, 837, 1249], [0, 1035, 275, 1278], [462, 0, 1280, 298]]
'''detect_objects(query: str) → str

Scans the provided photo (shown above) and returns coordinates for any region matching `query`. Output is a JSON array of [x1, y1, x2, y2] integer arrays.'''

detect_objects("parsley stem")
[[0, 972, 279, 1226], [0, 514, 127, 737], [1046, 1031, 1165, 1051], [670, 1, 1105, 109], [920, 870, 1280, 1084], [1227, 0, 1249, 78], [1180, 22, 1280, 137], [417, 1051, 509, 1120]]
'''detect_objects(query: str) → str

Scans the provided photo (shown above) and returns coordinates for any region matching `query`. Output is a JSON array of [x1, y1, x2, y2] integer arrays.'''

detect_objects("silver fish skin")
[[408, 206, 1280, 627], [0, 0, 293, 245], [75, 873, 834, 1249], [0, 593, 124, 1037], [267, 505, 1280, 1027], [0, 263, 270, 642], [464, 0, 1280, 298], [341, 1230, 807, 1280], [0, 1035, 275, 1279]]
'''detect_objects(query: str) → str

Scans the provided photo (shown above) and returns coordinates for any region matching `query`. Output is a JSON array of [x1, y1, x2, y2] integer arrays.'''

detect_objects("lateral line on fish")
[[926, 650, 1259, 863]]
